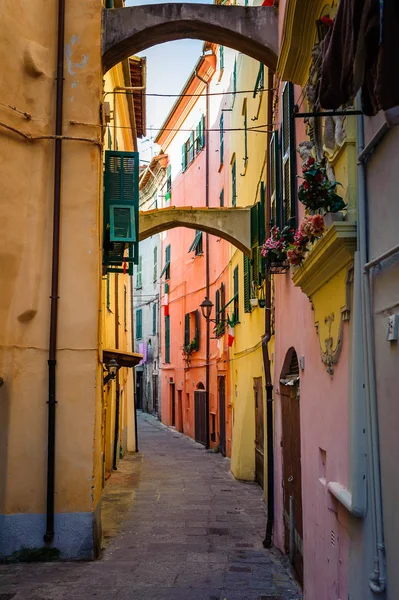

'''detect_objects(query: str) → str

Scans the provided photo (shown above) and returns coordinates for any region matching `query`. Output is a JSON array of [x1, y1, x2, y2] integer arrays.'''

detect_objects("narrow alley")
[[0, 414, 301, 600]]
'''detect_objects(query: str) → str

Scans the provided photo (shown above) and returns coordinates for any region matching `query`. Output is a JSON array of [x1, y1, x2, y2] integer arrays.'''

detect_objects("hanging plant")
[[182, 339, 197, 368], [298, 156, 346, 214], [261, 225, 295, 264], [214, 322, 226, 338], [287, 214, 326, 267]]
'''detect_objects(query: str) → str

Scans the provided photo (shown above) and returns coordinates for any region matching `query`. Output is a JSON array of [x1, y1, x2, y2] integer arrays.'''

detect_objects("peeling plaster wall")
[[0, 0, 103, 558]]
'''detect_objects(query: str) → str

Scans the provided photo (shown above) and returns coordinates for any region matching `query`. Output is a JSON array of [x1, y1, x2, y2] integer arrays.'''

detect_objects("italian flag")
[[227, 325, 235, 347], [163, 289, 169, 316]]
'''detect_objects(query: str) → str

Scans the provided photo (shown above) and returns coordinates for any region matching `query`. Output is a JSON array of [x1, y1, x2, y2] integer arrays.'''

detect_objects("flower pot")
[[250, 298, 258, 308], [258, 298, 266, 309], [267, 260, 290, 274], [324, 211, 344, 228]]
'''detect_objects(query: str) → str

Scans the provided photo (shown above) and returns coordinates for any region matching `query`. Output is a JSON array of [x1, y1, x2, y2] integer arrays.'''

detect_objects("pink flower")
[[287, 249, 304, 266]]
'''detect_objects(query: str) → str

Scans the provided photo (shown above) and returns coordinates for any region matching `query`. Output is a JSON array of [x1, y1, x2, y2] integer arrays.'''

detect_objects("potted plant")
[[261, 225, 295, 274], [250, 282, 258, 308], [298, 156, 345, 220], [286, 214, 326, 267], [214, 322, 225, 338], [182, 339, 197, 368]]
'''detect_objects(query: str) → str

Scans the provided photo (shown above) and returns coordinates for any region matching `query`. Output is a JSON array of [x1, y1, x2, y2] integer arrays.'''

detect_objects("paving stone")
[[0, 413, 302, 600]]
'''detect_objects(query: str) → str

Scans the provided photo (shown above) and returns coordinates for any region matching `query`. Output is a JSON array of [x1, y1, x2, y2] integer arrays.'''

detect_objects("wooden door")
[[281, 382, 303, 584], [254, 377, 264, 489], [170, 383, 176, 426], [218, 377, 226, 456], [152, 375, 158, 414], [136, 371, 143, 410], [194, 390, 207, 445]]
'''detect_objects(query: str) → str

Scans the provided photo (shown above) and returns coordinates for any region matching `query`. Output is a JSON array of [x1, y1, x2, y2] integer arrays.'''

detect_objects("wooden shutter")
[[250, 203, 258, 246], [221, 282, 226, 323], [281, 83, 296, 227], [215, 289, 221, 325], [181, 143, 187, 172], [233, 265, 239, 322], [136, 254, 142, 289], [219, 188, 224, 207], [243, 102, 248, 164], [189, 131, 195, 163], [220, 113, 224, 166], [194, 310, 200, 350], [269, 131, 281, 228], [201, 115, 205, 148], [165, 244, 171, 279], [123, 284, 127, 330], [231, 159, 237, 207], [219, 45, 224, 70], [184, 313, 190, 347], [136, 309, 142, 339], [165, 315, 170, 363], [244, 255, 251, 313], [106, 273, 111, 310], [152, 302, 157, 335]]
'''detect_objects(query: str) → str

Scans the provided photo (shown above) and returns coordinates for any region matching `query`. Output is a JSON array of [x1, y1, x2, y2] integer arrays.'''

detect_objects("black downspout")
[[44, 0, 66, 544], [196, 66, 210, 449], [112, 389, 120, 470], [113, 275, 120, 470], [263, 69, 275, 549]]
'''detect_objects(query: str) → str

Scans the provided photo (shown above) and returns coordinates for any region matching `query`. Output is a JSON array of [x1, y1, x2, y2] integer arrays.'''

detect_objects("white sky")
[[125, 0, 213, 162]]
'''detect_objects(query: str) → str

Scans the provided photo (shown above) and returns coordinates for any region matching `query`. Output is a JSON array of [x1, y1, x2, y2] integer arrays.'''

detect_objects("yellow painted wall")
[[229, 52, 269, 483]]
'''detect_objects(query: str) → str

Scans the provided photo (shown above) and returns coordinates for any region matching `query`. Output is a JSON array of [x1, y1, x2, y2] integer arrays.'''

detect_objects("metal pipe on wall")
[[44, 0, 66, 544]]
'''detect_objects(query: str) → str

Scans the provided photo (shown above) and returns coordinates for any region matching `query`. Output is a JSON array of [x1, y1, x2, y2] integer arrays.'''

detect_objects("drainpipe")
[[112, 275, 120, 470], [263, 69, 274, 549], [44, 0, 66, 544], [196, 67, 210, 449], [357, 102, 386, 594]]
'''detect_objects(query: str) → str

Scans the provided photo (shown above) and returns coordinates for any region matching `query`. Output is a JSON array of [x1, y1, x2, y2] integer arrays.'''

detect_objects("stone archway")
[[102, 4, 278, 72]]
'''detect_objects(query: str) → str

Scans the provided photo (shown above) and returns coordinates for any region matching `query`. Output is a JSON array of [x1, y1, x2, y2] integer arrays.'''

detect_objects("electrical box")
[[387, 314, 399, 342]]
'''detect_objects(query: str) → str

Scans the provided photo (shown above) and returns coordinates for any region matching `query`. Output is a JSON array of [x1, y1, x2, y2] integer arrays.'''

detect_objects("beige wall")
[[0, 0, 103, 558]]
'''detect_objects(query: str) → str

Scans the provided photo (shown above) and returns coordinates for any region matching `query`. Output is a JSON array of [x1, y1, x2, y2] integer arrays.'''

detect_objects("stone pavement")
[[0, 413, 302, 600]]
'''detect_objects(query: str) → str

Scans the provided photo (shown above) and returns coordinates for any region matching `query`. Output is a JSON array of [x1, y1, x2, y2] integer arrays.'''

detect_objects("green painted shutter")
[[258, 182, 266, 279], [194, 310, 200, 350], [152, 302, 157, 335], [181, 143, 187, 172], [219, 188, 224, 207], [165, 244, 171, 279], [215, 289, 221, 325], [184, 313, 190, 347], [136, 309, 142, 339], [253, 63, 264, 98], [281, 82, 296, 227], [270, 131, 281, 228], [231, 159, 237, 207], [136, 254, 142, 288], [233, 265, 239, 323], [165, 165, 172, 201], [189, 131, 195, 163], [244, 255, 251, 313], [250, 204, 258, 246], [106, 273, 111, 310], [165, 315, 170, 363], [123, 284, 127, 330], [219, 45, 224, 70], [233, 60, 237, 97], [221, 282, 226, 323], [220, 113, 224, 166], [244, 105, 248, 164], [201, 115, 205, 148]]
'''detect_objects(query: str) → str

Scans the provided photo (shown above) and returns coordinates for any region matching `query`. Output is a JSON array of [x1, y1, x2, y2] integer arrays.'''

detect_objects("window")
[[253, 63, 264, 98], [136, 255, 142, 289], [165, 165, 172, 202], [219, 188, 224, 207], [182, 130, 198, 172], [195, 116, 205, 153], [219, 113, 224, 167], [215, 289, 221, 325], [231, 157, 237, 207], [243, 100, 248, 167], [244, 255, 251, 313], [124, 284, 127, 330], [136, 309, 142, 339], [219, 45, 224, 71], [106, 273, 111, 310], [188, 230, 203, 255], [184, 310, 200, 350], [233, 265, 239, 323], [269, 131, 281, 227], [189, 131, 195, 163], [281, 82, 296, 227], [152, 302, 157, 335], [153, 246, 158, 282], [165, 315, 170, 363], [160, 244, 171, 280]]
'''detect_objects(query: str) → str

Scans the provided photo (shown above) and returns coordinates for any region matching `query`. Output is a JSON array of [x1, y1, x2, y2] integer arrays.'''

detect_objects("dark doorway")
[[254, 376, 264, 489], [136, 371, 143, 410], [194, 389, 207, 445], [152, 375, 158, 414], [170, 383, 176, 426], [218, 376, 226, 456], [280, 349, 303, 584]]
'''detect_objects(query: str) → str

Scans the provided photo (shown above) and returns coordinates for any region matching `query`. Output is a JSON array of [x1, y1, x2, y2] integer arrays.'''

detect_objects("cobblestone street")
[[0, 413, 302, 600]]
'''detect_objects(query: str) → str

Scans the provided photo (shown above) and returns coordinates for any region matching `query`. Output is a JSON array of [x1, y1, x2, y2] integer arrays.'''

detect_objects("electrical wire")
[[111, 88, 274, 98]]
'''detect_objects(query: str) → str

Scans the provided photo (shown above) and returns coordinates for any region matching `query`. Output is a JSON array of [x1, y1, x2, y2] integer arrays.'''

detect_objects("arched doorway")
[[194, 382, 207, 446], [280, 348, 303, 584]]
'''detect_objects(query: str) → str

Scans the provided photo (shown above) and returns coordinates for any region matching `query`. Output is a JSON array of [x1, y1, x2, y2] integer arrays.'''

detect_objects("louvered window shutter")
[[244, 255, 251, 313], [189, 131, 195, 163], [269, 131, 281, 228], [194, 310, 200, 350], [281, 83, 296, 227], [153, 247, 157, 282], [136, 309, 142, 339], [165, 315, 170, 363], [250, 204, 258, 246], [153, 302, 157, 335], [220, 113, 224, 166], [181, 144, 187, 172], [184, 313, 190, 347], [215, 289, 221, 325], [233, 265, 239, 322], [231, 159, 237, 207]]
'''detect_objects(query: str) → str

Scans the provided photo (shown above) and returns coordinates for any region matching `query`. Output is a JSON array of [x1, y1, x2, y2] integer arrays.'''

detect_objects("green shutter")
[[219, 45, 224, 70], [184, 313, 190, 347], [221, 281, 226, 323], [244, 255, 251, 313], [136, 254, 142, 289], [253, 63, 264, 98], [201, 115, 205, 148], [165, 165, 172, 201], [188, 230, 202, 254], [251, 245, 259, 286], [153, 246, 157, 282], [136, 309, 142, 339], [160, 244, 171, 279], [189, 131, 195, 163], [250, 203, 258, 246], [231, 159, 237, 207], [233, 265, 239, 323], [124, 284, 127, 330], [270, 131, 281, 228], [165, 315, 170, 363], [259, 182, 266, 244], [215, 289, 221, 325], [220, 188, 224, 207], [194, 310, 200, 350], [152, 302, 157, 335], [181, 143, 187, 172], [281, 82, 296, 227], [233, 60, 237, 98], [220, 113, 224, 166], [244, 105, 248, 164]]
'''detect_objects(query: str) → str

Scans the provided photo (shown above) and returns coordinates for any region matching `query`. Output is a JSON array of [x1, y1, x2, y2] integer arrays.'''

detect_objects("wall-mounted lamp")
[[200, 296, 214, 321], [103, 358, 119, 385]]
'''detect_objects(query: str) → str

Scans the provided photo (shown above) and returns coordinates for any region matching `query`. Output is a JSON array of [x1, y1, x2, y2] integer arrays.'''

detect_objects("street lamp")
[[200, 296, 214, 320], [103, 358, 119, 385]]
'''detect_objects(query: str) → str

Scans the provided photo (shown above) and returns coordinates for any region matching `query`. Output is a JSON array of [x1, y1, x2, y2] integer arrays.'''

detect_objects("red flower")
[[320, 16, 334, 27], [303, 181, 310, 190], [315, 172, 324, 183]]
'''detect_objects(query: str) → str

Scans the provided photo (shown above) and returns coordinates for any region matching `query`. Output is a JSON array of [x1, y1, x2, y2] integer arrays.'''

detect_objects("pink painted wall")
[[272, 86, 350, 598]]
